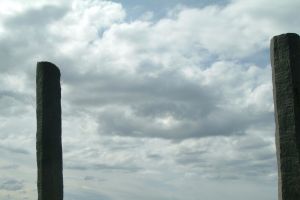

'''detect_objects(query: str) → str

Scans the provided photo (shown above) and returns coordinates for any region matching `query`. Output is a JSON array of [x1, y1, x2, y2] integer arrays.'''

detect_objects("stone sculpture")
[[36, 61, 63, 200], [271, 33, 300, 200]]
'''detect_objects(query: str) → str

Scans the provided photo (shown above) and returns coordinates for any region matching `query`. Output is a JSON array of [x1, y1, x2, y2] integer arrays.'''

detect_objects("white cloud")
[[0, 178, 23, 191], [0, 0, 298, 199]]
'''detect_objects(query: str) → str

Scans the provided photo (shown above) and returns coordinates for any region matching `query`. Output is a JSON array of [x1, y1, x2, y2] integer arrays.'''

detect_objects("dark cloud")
[[66, 190, 112, 200], [174, 136, 277, 180], [0, 164, 19, 170], [218, 156, 276, 179], [84, 176, 106, 182], [4, 5, 68, 28], [68, 70, 217, 109], [96, 102, 273, 140], [147, 154, 163, 160], [0, 4, 68, 75], [0, 178, 24, 191], [65, 162, 142, 173], [175, 150, 207, 165], [0, 90, 32, 116], [0, 144, 30, 155], [62, 66, 273, 141]]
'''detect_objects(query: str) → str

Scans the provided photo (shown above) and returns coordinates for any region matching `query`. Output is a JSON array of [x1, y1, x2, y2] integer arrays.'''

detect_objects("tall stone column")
[[271, 33, 300, 200], [36, 61, 63, 200]]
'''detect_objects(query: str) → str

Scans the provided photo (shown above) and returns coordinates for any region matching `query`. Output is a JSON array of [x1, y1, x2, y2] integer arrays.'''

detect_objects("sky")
[[0, 0, 299, 199]]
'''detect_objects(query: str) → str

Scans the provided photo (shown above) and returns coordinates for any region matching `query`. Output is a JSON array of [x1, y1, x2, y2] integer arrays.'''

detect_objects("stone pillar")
[[271, 33, 300, 200], [36, 61, 63, 200]]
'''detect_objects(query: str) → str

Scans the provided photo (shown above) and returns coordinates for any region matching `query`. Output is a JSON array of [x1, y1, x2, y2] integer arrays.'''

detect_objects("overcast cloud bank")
[[0, 0, 299, 199]]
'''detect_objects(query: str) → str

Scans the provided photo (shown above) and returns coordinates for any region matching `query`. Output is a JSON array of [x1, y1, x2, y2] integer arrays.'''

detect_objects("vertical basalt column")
[[271, 33, 300, 200], [36, 61, 63, 200]]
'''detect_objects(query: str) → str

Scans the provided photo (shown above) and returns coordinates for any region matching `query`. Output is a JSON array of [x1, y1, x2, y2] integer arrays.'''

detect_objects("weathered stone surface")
[[271, 33, 300, 200], [36, 61, 63, 200]]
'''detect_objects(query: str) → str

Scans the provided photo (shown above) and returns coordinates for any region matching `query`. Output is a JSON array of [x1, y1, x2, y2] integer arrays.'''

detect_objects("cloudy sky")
[[0, 0, 299, 199]]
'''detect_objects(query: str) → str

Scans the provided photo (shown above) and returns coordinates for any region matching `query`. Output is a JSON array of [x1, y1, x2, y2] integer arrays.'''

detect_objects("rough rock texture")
[[36, 62, 63, 200], [271, 33, 300, 200]]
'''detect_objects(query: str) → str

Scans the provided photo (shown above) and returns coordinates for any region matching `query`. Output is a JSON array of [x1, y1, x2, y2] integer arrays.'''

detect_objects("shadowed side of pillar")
[[36, 61, 63, 200], [271, 33, 300, 200]]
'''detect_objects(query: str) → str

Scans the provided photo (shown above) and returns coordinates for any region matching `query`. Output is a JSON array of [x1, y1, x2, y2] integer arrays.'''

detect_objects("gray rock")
[[271, 33, 300, 200], [36, 61, 63, 200]]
